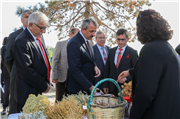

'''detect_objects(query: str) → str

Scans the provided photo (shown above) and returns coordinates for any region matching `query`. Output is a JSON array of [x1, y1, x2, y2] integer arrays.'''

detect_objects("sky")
[[0, 0, 179, 53]]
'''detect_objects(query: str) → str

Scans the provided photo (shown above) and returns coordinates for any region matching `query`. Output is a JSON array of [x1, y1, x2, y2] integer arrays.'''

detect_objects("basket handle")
[[87, 78, 123, 112]]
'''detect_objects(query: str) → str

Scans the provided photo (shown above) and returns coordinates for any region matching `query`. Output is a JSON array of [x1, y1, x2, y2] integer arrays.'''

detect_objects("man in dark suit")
[[67, 18, 101, 95], [104, 29, 138, 96], [4, 10, 32, 115], [93, 31, 110, 91], [13, 11, 50, 112]]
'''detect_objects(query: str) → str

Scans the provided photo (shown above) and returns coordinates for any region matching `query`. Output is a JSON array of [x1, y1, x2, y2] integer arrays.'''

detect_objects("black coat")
[[13, 28, 49, 105], [1, 45, 10, 78], [104, 46, 138, 95], [93, 44, 110, 90], [130, 40, 180, 119], [4, 28, 24, 113], [66, 32, 96, 95]]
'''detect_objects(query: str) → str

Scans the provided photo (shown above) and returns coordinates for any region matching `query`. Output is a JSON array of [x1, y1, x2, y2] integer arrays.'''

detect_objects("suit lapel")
[[24, 28, 46, 66], [78, 33, 93, 60], [113, 46, 118, 68], [94, 44, 104, 63], [118, 46, 129, 68]]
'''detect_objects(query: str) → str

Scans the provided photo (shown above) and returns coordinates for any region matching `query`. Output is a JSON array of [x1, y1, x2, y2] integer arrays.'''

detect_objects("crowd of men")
[[1, 9, 180, 119], [1, 10, 136, 116]]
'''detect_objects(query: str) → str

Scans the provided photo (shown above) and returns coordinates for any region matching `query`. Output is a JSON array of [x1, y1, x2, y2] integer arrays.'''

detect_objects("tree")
[[16, 0, 151, 46]]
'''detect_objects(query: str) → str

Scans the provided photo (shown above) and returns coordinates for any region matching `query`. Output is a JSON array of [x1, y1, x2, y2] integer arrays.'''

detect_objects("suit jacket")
[[93, 44, 110, 90], [66, 32, 96, 95], [130, 40, 180, 119], [51, 40, 68, 82], [1, 45, 10, 78], [13, 28, 49, 105], [104, 45, 138, 93], [4, 28, 24, 103]]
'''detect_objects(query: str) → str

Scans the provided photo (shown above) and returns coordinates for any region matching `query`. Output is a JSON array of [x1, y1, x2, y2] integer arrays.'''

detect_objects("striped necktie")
[[116, 48, 123, 68]]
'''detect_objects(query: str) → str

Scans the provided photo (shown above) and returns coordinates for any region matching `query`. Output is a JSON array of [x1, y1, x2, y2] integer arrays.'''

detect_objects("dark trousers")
[[17, 103, 23, 113], [8, 74, 18, 115], [55, 81, 68, 102], [3, 77, 10, 109]]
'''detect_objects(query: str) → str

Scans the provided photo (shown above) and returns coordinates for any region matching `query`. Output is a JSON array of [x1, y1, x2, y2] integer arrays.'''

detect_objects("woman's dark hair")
[[136, 9, 173, 44], [2, 37, 8, 45]]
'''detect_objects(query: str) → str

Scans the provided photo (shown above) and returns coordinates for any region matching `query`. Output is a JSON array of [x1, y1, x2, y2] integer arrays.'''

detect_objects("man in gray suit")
[[93, 31, 110, 91], [4, 10, 32, 115], [51, 28, 80, 102]]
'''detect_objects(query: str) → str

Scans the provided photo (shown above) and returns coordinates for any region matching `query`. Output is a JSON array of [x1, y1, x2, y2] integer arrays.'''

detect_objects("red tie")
[[116, 48, 123, 68], [102, 47, 107, 63], [36, 37, 50, 81]]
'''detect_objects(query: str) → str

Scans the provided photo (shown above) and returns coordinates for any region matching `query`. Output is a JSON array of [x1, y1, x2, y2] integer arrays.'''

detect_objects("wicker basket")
[[87, 78, 127, 119]]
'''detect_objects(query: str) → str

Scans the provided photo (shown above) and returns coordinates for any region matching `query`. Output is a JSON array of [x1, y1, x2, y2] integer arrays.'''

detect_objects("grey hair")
[[95, 31, 105, 38], [81, 18, 98, 30], [28, 12, 49, 25], [21, 10, 32, 18], [70, 27, 79, 34]]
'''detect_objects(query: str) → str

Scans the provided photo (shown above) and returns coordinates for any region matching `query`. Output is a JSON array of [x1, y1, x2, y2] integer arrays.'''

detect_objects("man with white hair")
[[13, 11, 50, 112]]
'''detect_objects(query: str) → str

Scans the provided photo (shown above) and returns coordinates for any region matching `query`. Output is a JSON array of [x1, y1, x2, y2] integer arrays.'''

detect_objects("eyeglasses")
[[116, 38, 127, 41], [97, 37, 106, 40], [33, 23, 47, 30]]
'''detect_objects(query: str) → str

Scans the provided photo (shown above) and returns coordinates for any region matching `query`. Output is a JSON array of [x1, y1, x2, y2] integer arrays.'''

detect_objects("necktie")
[[102, 47, 107, 64], [86, 40, 92, 58], [36, 37, 50, 81], [116, 48, 123, 68]]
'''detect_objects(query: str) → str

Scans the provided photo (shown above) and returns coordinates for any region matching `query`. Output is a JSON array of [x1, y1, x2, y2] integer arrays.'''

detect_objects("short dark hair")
[[70, 27, 79, 34], [116, 29, 129, 39], [136, 9, 173, 44], [2, 37, 8, 45], [21, 10, 32, 18]]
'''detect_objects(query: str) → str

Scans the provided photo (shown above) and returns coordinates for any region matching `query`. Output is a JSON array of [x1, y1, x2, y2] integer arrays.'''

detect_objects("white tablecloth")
[[8, 113, 21, 119]]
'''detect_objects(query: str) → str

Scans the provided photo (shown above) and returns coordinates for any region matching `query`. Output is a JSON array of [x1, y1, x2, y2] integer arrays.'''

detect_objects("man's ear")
[[28, 23, 33, 30], [81, 28, 85, 32]]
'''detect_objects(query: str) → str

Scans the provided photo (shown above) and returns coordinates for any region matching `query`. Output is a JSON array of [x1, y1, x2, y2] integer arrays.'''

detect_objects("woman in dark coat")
[[118, 9, 180, 119]]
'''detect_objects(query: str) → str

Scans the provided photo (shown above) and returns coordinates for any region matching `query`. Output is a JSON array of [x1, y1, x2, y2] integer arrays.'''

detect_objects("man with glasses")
[[93, 31, 110, 91], [104, 29, 138, 96], [13, 12, 50, 112]]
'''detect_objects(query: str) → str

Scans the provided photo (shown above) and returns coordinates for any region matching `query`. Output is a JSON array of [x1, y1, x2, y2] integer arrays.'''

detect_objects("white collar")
[[27, 27, 37, 41], [79, 31, 88, 42]]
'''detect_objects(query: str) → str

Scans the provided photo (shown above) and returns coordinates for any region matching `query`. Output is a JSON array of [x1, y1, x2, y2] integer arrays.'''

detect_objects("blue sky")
[[0, 0, 179, 53]]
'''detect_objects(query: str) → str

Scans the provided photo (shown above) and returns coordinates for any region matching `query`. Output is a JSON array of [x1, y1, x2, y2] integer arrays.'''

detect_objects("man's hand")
[[52, 79, 58, 84], [89, 86, 104, 95], [117, 70, 130, 81], [103, 88, 109, 94], [43, 83, 50, 93], [94, 66, 101, 78], [117, 78, 126, 83]]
